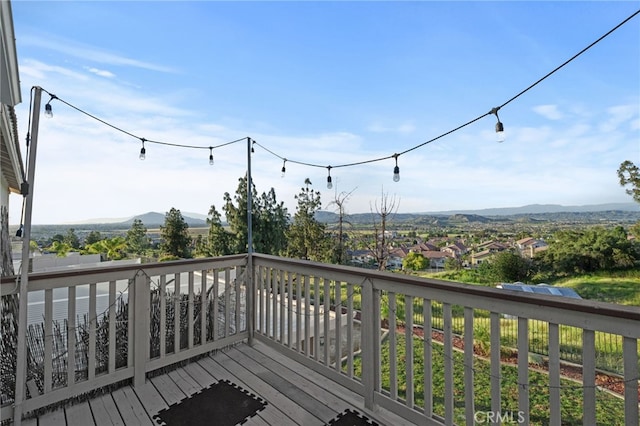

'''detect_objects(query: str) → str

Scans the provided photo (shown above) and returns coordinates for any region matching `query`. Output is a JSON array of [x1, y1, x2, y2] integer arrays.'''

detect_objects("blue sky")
[[8, 1, 640, 224]]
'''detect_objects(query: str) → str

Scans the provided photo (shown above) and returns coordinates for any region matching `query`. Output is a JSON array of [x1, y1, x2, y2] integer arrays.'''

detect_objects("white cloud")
[[86, 67, 116, 78], [19, 34, 177, 73], [599, 104, 639, 133], [532, 104, 563, 120], [20, 59, 90, 82]]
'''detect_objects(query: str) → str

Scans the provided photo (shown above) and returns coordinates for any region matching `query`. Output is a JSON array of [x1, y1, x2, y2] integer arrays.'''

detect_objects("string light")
[[209, 147, 214, 165], [139, 139, 146, 160], [392, 154, 400, 182], [44, 94, 57, 118], [491, 107, 505, 143], [326, 166, 333, 189], [281, 159, 287, 178], [33, 9, 639, 182]]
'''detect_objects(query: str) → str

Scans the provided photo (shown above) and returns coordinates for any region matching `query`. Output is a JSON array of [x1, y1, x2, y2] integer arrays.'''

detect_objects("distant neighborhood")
[[348, 233, 548, 271]]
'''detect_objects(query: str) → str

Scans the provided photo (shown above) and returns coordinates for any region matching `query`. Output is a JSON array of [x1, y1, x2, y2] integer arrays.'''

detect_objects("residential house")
[[476, 240, 509, 252], [516, 236, 548, 258], [347, 249, 375, 266], [441, 240, 468, 258], [470, 240, 509, 266], [421, 249, 453, 269], [387, 246, 409, 270], [471, 249, 494, 266], [412, 241, 439, 252]]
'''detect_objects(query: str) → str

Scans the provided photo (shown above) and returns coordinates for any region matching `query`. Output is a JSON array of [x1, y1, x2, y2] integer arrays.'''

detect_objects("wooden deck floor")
[[24, 340, 413, 426]]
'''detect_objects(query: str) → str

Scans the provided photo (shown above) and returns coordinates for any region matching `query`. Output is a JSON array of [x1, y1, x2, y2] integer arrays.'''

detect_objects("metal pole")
[[246, 137, 254, 345], [14, 86, 42, 425]]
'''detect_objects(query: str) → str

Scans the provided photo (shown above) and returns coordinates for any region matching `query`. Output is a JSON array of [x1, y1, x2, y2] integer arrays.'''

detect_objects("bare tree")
[[326, 187, 357, 264], [368, 190, 399, 270]]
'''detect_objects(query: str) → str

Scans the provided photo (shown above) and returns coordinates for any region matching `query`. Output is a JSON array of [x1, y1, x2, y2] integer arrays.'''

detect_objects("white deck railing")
[[252, 254, 640, 426], [1, 253, 639, 425], [1, 255, 248, 424]]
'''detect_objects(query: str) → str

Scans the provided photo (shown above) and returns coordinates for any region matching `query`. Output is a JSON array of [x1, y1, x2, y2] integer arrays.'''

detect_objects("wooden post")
[[133, 270, 150, 387], [360, 278, 376, 411]]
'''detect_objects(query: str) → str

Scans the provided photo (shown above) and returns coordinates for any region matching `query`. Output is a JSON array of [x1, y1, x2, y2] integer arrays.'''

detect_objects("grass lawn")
[[553, 272, 640, 306], [354, 333, 627, 425], [422, 269, 640, 306]]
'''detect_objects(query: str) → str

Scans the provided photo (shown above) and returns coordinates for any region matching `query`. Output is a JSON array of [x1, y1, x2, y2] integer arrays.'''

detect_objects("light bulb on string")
[[139, 139, 146, 160], [491, 107, 505, 143], [326, 166, 333, 189], [44, 94, 57, 118], [281, 159, 287, 178], [393, 154, 400, 182], [209, 147, 214, 165]]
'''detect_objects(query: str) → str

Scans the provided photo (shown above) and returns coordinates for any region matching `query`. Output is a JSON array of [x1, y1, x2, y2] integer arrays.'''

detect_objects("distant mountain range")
[[315, 203, 639, 224], [70, 211, 208, 227], [418, 203, 638, 216], [119, 212, 208, 227], [67, 203, 638, 227]]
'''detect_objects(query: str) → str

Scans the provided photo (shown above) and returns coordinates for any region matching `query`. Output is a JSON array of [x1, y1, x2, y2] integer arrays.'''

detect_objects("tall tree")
[[286, 179, 330, 261], [222, 176, 289, 255], [160, 208, 192, 258], [223, 176, 256, 254], [490, 250, 532, 282], [84, 231, 103, 246], [205, 205, 232, 256], [64, 228, 81, 249], [254, 188, 289, 255], [618, 160, 640, 204], [126, 219, 150, 254], [535, 226, 639, 275]]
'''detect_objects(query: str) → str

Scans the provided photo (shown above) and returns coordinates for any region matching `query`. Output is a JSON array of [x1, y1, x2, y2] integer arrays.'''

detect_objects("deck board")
[[28, 340, 405, 426], [64, 400, 93, 425], [37, 408, 66, 426], [230, 347, 337, 421], [167, 368, 200, 396], [90, 394, 124, 426], [182, 361, 216, 389], [131, 380, 168, 418], [149, 373, 185, 406], [236, 343, 354, 414], [111, 387, 154, 426]]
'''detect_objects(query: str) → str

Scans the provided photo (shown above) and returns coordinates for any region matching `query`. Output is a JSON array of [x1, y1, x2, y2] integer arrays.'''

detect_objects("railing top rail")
[[252, 253, 640, 321], [0, 254, 247, 294]]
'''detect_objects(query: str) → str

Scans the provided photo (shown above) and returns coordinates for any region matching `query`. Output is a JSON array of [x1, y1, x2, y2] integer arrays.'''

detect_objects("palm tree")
[[85, 237, 127, 260], [47, 241, 72, 257]]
